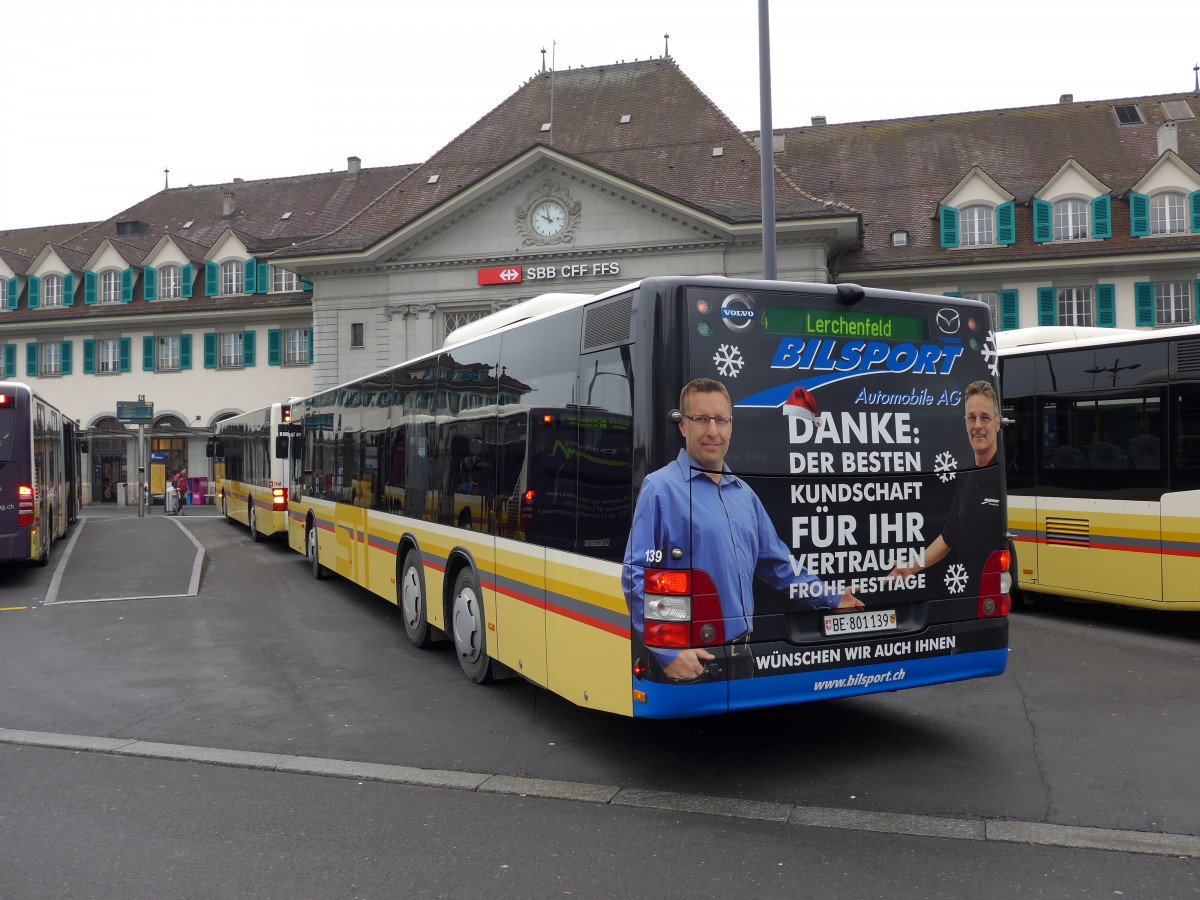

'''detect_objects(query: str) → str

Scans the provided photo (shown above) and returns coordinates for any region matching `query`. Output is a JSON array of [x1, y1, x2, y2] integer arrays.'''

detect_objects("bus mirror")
[[835, 283, 865, 305], [275, 435, 289, 459]]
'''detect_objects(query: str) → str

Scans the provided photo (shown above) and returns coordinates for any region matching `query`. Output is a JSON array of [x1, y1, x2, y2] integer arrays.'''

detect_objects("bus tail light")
[[977, 548, 1012, 618], [18, 485, 35, 528], [643, 568, 725, 648], [520, 489, 535, 531], [271, 487, 288, 510]]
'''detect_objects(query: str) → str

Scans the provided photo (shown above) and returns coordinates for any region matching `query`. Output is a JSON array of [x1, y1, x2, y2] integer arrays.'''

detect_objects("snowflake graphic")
[[981, 330, 999, 378], [712, 344, 745, 378], [934, 450, 959, 483], [944, 563, 969, 595]]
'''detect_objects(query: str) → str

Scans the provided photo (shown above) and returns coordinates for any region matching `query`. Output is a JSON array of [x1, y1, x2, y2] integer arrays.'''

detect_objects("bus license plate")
[[824, 609, 897, 637]]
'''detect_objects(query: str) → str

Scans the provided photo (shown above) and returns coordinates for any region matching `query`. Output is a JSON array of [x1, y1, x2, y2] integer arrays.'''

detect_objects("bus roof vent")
[[583, 293, 634, 350], [1174, 338, 1200, 374]]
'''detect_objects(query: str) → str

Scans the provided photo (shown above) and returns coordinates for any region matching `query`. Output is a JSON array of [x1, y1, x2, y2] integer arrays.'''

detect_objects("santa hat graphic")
[[781, 386, 820, 421]]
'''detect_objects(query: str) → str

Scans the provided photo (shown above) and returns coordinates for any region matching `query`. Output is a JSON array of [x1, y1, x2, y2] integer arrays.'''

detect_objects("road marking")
[[0, 607, 29, 612], [0, 726, 1196, 858]]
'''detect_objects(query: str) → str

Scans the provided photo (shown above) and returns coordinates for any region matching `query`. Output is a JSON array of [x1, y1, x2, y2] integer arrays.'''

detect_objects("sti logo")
[[721, 292, 757, 333]]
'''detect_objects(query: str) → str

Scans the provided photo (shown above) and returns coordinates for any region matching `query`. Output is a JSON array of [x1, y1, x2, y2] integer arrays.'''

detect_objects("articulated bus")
[[285, 276, 1010, 717], [0, 381, 76, 565], [999, 324, 1200, 609], [212, 402, 294, 541]]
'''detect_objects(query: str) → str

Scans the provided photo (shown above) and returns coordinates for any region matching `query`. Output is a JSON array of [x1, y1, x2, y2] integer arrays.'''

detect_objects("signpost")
[[118, 399, 154, 516]]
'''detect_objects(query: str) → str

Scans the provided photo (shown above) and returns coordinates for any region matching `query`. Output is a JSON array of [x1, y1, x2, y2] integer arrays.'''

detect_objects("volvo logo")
[[720, 292, 757, 333], [936, 308, 961, 334]]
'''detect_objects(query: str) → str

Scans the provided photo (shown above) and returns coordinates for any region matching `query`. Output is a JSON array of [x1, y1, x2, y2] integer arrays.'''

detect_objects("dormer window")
[[272, 266, 298, 293], [220, 260, 244, 295], [959, 205, 995, 246], [1053, 199, 1089, 241], [891, 230, 909, 247], [100, 270, 121, 303], [42, 274, 63, 308], [160, 265, 182, 299], [1150, 192, 1187, 234]]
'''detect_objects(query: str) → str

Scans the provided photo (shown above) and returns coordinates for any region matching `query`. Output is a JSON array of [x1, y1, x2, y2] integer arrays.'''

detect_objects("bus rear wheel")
[[307, 522, 325, 580], [399, 549, 431, 648], [35, 521, 51, 567], [451, 568, 492, 684], [248, 500, 262, 542]]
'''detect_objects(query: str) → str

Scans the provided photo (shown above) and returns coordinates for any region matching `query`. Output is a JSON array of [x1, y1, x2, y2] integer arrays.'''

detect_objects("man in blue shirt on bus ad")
[[623, 377, 863, 682]]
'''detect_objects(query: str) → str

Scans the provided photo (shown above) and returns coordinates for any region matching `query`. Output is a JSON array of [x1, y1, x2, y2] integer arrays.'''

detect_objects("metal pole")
[[758, 0, 777, 280]]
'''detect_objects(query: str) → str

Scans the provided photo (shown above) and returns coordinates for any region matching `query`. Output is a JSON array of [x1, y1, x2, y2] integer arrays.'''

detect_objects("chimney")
[[348, 156, 361, 177], [1158, 121, 1179, 156], [811, 115, 827, 126], [1059, 94, 1073, 103], [222, 190, 236, 217]]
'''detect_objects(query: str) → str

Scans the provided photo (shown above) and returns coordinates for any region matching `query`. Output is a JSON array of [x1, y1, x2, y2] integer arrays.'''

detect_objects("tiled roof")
[[60, 162, 420, 260], [765, 92, 1200, 271], [0, 222, 96, 259], [0, 287, 310, 326], [46, 243, 92, 273], [0, 247, 33, 276], [283, 58, 843, 257]]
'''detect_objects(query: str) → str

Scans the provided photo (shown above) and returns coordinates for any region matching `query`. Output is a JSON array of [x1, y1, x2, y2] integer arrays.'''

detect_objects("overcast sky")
[[2, 0, 1197, 231]]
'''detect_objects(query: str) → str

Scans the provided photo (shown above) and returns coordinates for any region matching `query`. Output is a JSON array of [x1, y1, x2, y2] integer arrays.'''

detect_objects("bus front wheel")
[[307, 523, 325, 580], [400, 549, 431, 648], [451, 568, 492, 684]]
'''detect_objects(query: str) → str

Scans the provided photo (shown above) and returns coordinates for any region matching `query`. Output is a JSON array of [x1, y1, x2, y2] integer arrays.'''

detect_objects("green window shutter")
[[203, 332, 217, 369], [1033, 200, 1053, 243], [144, 266, 157, 301], [205, 262, 218, 297], [180, 334, 192, 370], [1037, 287, 1057, 326], [999, 289, 1019, 330], [996, 202, 1016, 245], [143, 336, 156, 371], [242, 330, 256, 367], [1129, 193, 1150, 236], [938, 205, 959, 248], [307, 327, 313, 363], [257, 262, 269, 293], [1134, 282, 1155, 326], [1195, 281, 1200, 323], [26, 342, 38, 377], [1190, 191, 1200, 233], [84, 271, 97, 304], [83, 340, 95, 374], [182, 263, 194, 298], [28, 275, 40, 309], [300, 277, 313, 292], [944, 291, 963, 298], [3, 344, 15, 378], [1096, 284, 1116, 327], [268, 329, 282, 366], [119, 337, 131, 372], [121, 268, 134, 302], [243, 258, 257, 294], [5, 277, 17, 310], [1091, 195, 1112, 239], [62, 273, 75, 306], [60, 341, 72, 375]]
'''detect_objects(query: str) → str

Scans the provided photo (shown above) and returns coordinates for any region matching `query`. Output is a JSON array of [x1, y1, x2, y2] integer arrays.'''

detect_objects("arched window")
[[42, 274, 63, 307], [1053, 199, 1089, 241], [100, 270, 121, 303], [159, 264, 182, 299], [220, 261, 244, 295], [1150, 192, 1187, 235], [959, 205, 994, 247]]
